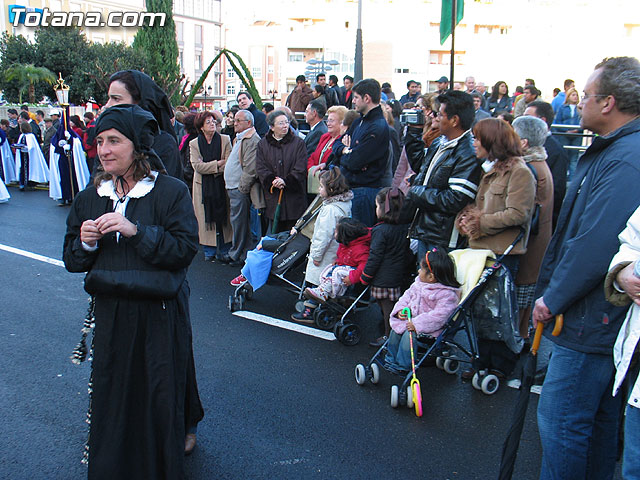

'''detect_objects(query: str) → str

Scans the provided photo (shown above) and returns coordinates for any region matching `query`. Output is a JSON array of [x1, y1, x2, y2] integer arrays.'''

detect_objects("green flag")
[[440, 0, 464, 45]]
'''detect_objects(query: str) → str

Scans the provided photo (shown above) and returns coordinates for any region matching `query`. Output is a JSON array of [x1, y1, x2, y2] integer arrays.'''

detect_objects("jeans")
[[351, 186, 380, 227], [250, 205, 262, 245], [385, 330, 417, 371], [624, 405, 640, 480], [537, 343, 622, 480]]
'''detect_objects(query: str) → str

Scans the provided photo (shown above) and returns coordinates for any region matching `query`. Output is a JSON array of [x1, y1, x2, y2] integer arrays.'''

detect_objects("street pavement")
[[0, 187, 604, 479]]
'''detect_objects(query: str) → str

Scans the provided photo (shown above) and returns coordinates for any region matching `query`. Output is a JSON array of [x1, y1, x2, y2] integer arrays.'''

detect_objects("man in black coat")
[[303, 100, 327, 156], [237, 91, 268, 137], [333, 78, 389, 226]]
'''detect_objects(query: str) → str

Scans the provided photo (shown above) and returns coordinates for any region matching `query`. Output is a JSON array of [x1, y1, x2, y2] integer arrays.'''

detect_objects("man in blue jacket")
[[533, 56, 640, 480], [237, 91, 268, 137], [333, 78, 390, 226]]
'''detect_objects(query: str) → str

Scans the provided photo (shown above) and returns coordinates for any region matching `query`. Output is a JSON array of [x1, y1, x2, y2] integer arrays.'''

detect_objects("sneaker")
[[304, 287, 327, 304], [303, 299, 319, 309], [369, 336, 388, 348], [291, 307, 315, 325], [230, 274, 247, 286]]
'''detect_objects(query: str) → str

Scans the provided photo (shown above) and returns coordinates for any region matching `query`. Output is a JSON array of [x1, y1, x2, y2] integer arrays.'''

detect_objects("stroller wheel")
[[333, 322, 342, 339], [390, 385, 399, 408], [338, 323, 361, 346], [435, 357, 445, 370], [228, 295, 236, 312], [443, 359, 460, 375], [472, 372, 482, 390], [354, 364, 366, 385], [481, 374, 500, 395], [370, 363, 380, 384], [314, 306, 337, 330], [406, 386, 414, 409], [242, 284, 253, 300]]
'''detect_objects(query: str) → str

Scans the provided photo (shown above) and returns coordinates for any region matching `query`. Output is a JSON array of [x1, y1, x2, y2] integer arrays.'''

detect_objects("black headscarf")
[[95, 104, 164, 172], [197, 131, 227, 227], [109, 70, 176, 140]]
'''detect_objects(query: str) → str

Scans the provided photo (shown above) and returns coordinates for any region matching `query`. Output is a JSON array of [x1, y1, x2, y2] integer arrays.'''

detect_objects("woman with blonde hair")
[[307, 105, 349, 194], [552, 87, 583, 178]]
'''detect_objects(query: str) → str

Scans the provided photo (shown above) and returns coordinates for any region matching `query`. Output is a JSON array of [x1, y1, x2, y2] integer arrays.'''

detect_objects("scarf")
[[522, 145, 548, 163], [198, 132, 227, 227]]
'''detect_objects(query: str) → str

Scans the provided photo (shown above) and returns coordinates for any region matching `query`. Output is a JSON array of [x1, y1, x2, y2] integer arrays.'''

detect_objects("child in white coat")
[[291, 167, 352, 323]]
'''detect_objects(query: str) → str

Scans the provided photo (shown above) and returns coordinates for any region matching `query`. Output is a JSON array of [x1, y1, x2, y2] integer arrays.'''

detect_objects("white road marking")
[[0, 243, 64, 267], [232, 310, 336, 341]]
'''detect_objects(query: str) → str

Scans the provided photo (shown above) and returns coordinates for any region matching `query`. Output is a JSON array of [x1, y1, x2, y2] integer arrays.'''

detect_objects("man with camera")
[[404, 90, 481, 260]]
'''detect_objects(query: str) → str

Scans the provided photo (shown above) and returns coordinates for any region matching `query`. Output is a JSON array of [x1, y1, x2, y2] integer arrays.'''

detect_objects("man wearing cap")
[[50, 109, 61, 130], [436, 76, 449, 94], [41, 117, 56, 162]]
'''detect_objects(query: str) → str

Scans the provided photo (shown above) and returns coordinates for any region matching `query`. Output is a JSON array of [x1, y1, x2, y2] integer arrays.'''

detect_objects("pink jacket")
[[390, 279, 460, 336]]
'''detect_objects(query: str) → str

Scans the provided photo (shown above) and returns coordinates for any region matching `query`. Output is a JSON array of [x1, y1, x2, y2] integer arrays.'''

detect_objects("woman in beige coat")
[[190, 111, 232, 261], [456, 117, 535, 378]]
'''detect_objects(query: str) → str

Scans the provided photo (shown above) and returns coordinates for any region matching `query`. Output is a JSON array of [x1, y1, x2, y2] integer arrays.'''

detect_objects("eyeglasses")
[[582, 92, 608, 101], [274, 120, 290, 126], [233, 119, 248, 124], [204, 118, 221, 125]]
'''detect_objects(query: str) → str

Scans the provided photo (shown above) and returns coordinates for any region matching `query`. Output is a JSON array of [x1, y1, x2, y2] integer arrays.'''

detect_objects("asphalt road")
[[1, 188, 554, 479]]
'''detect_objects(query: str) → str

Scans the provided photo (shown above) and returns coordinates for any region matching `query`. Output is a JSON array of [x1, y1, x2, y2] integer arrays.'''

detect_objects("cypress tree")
[[133, 0, 180, 100]]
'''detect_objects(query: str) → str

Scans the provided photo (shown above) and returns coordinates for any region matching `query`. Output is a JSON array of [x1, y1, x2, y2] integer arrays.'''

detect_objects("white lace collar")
[[97, 172, 158, 201]]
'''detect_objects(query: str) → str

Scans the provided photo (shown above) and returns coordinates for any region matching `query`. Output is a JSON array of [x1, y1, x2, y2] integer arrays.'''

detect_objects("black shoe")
[[217, 254, 232, 264], [369, 336, 388, 348]]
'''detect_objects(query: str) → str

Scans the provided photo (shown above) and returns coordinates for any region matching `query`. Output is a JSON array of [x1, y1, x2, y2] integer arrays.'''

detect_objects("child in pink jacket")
[[384, 249, 461, 373]]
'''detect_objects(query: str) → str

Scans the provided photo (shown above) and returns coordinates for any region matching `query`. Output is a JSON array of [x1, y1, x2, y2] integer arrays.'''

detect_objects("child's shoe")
[[304, 287, 327, 304], [230, 274, 247, 286], [291, 306, 315, 325]]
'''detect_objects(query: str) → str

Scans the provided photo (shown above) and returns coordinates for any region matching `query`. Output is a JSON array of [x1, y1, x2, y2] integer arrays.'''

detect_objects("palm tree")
[[4, 63, 56, 104]]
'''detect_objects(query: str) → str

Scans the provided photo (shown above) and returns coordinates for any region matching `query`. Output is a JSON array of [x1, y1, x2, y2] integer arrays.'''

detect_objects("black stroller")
[[228, 197, 322, 312], [354, 231, 525, 409]]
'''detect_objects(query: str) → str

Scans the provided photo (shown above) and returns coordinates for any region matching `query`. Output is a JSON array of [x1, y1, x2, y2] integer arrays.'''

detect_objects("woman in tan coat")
[[190, 111, 232, 261], [512, 115, 554, 337], [456, 117, 536, 378]]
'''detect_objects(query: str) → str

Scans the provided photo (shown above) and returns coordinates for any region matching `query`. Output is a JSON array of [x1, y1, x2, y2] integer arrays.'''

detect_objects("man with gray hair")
[[303, 99, 328, 156], [219, 109, 263, 266], [532, 56, 640, 480]]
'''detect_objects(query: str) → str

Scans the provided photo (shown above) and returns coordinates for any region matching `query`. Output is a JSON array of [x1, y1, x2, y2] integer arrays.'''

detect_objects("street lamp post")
[[268, 89, 278, 104]]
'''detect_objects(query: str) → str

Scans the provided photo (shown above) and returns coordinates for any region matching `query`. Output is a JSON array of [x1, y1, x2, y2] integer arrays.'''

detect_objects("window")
[[195, 25, 203, 45], [288, 52, 303, 62], [178, 50, 184, 72], [176, 21, 183, 43], [268, 65, 274, 74], [394, 68, 409, 73], [429, 50, 465, 65], [474, 24, 511, 35], [227, 67, 235, 78], [251, 67, 262, 78], [227, 84, 235, 95], [195, 52, 202, 71]]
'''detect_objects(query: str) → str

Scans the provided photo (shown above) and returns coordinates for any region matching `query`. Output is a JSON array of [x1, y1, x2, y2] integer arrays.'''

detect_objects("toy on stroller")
[[354, 231, 525, 410]]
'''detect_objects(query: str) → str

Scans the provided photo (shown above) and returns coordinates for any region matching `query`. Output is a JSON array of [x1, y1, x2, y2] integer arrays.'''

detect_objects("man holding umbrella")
[[532, 57, 640, 480]]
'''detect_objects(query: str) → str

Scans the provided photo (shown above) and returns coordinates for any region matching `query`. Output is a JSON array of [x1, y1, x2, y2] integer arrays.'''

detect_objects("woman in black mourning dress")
[[63, 104, 199, 479]]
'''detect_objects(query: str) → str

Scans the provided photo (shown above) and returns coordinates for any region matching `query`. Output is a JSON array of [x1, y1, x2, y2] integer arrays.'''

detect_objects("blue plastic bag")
[[241, 237, 275, 291]]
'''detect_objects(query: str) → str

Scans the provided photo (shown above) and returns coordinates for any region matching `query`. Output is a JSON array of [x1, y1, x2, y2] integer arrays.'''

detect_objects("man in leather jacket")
[[404, 90, 482, 259]]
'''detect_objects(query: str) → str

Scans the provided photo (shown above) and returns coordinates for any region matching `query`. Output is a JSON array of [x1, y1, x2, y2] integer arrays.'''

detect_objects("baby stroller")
[[311, 283, 371, 346], [228, 196, 322, 312], [354, 231, 525, 409]]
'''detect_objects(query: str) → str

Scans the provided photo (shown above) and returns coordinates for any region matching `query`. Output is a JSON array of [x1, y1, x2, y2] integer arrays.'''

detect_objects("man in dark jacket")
[[399, 80, 420, 105], [533, 57, 640, 480], [316, 73, 339, 108], [303, 99, 327, 156], [405, 90, 481, 260], [237, 91, 268, 137], [341, 75, 354, 109], [525, 100, 568, 229], [333, 78, 390, 226]]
